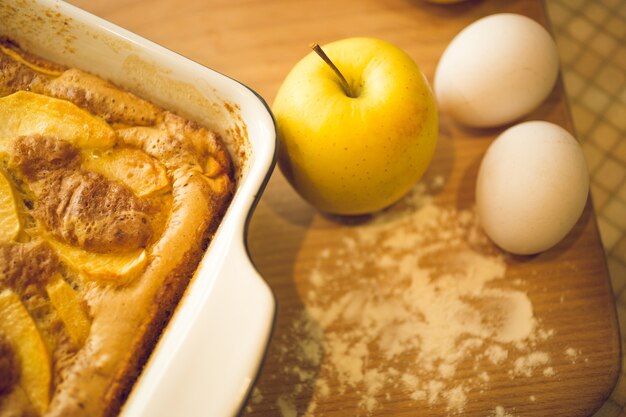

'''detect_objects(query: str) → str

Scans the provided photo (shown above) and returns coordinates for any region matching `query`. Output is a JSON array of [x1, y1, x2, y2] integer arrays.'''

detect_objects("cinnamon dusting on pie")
[[9, 135, 154, 253], [0, 335, 19, 395], [0, 240, 58, 294]]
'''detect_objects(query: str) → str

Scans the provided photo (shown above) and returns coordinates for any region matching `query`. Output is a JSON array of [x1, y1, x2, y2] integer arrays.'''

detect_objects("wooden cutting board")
[[69, 1, 621, 416]]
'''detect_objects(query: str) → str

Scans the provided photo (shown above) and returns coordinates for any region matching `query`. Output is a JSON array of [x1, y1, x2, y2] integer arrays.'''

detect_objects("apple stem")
[[310, 43, 354, 98]]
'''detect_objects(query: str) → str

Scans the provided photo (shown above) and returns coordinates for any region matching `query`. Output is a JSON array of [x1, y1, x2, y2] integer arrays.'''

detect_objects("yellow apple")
[[272, 37, 438, 215], [82, 147, 169, 197], [46, 273, 91, 347], [0, 91, 116, 152], [0, 290, 51, 414], [0, 45, 63, 77], [45, 236, 147, 284], [0, 169, 20, 242]]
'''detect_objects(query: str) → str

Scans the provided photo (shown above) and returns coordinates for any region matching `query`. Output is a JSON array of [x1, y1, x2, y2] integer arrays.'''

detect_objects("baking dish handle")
[[121, 232, 276, 417]]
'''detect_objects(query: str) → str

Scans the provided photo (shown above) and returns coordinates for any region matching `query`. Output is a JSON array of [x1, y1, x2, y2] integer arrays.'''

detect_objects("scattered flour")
[[512, 352, 551, 377], [244, 182, 564, 417], [565, 347, 581, 364], [485, 345, 509, 365], [492, 405, 515, 417], [276, 395, 297, 417]]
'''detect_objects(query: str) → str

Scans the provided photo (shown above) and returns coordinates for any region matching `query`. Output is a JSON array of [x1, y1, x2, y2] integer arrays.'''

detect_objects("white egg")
[[434, 14, 559, 128], [476, 121, 589, 255]]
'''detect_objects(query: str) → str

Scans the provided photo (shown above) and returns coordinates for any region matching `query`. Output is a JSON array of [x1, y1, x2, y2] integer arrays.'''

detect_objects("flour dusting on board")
[[245, 180, 560, 417]]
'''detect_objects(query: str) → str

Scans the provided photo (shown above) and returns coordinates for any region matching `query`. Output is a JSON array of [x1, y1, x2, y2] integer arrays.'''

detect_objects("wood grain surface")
[[67, 1, 621, 416]]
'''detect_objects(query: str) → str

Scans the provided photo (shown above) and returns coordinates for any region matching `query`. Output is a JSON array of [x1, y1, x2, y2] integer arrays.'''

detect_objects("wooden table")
[[69, 1, 621, 416]]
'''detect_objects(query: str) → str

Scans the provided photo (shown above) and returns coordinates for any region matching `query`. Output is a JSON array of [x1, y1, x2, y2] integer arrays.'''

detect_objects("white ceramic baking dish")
[[0, 0, 277, 416]]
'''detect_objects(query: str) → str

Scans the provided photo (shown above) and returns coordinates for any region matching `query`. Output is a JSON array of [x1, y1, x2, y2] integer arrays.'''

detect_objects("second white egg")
[[476, 121, 589, 255]]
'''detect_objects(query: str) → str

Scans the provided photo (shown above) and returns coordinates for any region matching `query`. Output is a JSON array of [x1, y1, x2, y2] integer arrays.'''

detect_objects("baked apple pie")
[[0, 37, 234, 417]]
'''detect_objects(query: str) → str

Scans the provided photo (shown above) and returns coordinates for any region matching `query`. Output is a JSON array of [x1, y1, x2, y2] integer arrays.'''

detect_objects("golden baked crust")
[[0, 38, 234, 417]]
